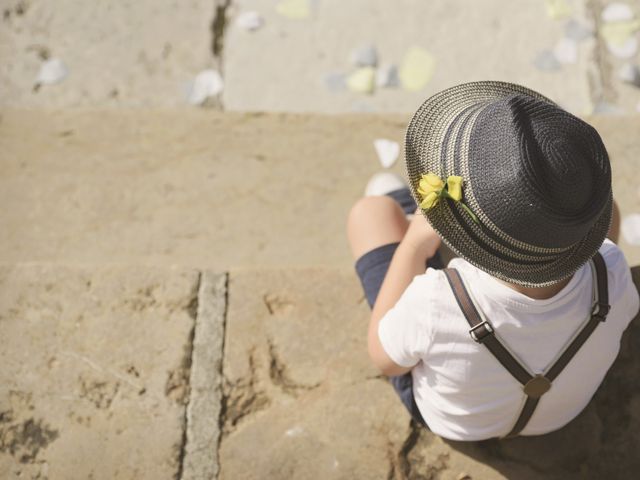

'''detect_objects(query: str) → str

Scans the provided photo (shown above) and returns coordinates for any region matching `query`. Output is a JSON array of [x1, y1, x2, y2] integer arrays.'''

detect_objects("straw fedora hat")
[[405, 81, 612, 287]]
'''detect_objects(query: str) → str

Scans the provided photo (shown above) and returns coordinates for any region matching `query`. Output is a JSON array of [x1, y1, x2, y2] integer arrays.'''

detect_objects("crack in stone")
[[394, 420, 450, 480], [204, 0, 231, 109], [267, 339, 321, 396], [585, 0, 616, 106], [220, 347, 271, 437], [263, 293, 294, 315], [211, 0, 231, 60], [385, 439, 400, 480], [397, 419, 422, 479], [174, 271, 201, 480], [214, 272, 229, 475]]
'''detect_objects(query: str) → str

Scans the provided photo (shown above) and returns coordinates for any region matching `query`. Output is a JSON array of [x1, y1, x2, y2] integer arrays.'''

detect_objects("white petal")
[[36, 58, 68, 85], [376, 64, 399, 88], [602, 3, 635, 23], [285, 426, 304, 437], [187, 69, 223, 105], [350, 44, 378, 68], [236, 11, 264, 31], [373, 139, 400, 168], [564, 19, 594, 42], [621, 214, 640, 245], [618, 63, 640, 86], [533, 50, 561, 71], [554, 38, 578, 64]]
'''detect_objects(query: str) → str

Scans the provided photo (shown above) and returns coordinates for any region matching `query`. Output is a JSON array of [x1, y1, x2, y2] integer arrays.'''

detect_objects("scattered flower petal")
[[276, 0, 310, 19], [187, 69, 223, 105], [324, 72, 346, 92], [621, 214, 640, 245], [553, 38, 578, 64], [606, 34, 638, 58], [533, 50, 561, 71], [564, 19, 594, 41], [36, 58, 68, 85], [618, 63, 640, 87], [236, 11, 264, 31], [350, 44, 378, 67], [545, 0, 572, 20], [285, 426, 305, 437], [399, 47, 435, 91], [601, 20, 640, 57], [376, 64, 399, 88], [592, 101, 622, 114], [602, 3, 635, 23], [373, 139, 400, 168], [346, 67, 375, 94]]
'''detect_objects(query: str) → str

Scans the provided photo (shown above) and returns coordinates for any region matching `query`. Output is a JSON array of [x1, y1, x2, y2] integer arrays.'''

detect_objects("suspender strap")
[[443, 252, 610, 438], [546, 252, 609, 381], [444, 269, 532, 385]]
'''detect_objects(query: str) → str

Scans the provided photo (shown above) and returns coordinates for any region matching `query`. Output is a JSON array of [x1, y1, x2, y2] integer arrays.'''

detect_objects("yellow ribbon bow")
[[417, 173, 479, 224]]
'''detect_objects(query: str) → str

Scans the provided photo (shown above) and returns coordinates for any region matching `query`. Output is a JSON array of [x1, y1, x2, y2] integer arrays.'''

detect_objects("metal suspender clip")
[[469, 321, 494, 343], [591, 302, 610, 321]]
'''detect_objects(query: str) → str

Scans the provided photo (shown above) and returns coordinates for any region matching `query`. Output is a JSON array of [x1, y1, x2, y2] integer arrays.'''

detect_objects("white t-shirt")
[[378, 239, 639, 441]]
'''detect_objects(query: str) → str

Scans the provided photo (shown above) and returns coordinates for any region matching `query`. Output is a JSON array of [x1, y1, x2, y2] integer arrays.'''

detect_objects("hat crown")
[[468, 94, 611, 249]]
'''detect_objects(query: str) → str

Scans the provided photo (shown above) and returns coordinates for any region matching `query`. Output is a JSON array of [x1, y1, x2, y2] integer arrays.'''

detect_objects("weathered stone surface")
[[587, 0, 640, 114], [224, 0, 593, 114], [589, 115, 640, 264], [0, 264, 199, 480], [1, 110, 638, 271], [0, 0, 215, 107], [218, 267, 640, 479], [0, 109, 407, 270], [218, 267, 412, 479], [182, 272, 227, 480]]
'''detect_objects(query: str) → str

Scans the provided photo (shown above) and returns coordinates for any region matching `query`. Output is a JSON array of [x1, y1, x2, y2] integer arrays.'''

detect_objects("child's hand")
[[402, 208, 441, 259]]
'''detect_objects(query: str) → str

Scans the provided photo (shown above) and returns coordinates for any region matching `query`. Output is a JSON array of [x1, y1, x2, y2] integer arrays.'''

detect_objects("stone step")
[[3, 0, 640, 115], [1, 110, 639, 270], [1, 263, 639, 479]]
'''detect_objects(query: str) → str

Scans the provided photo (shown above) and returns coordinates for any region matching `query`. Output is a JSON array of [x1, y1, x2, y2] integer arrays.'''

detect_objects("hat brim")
[[405, 81, 612, 287]]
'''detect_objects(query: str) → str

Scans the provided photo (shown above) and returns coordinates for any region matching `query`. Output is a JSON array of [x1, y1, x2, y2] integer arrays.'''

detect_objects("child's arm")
[[368, 210, 441, 376]]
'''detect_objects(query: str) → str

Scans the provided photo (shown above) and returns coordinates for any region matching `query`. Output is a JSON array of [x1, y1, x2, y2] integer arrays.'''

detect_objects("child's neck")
[[497, 275, 573, 300]]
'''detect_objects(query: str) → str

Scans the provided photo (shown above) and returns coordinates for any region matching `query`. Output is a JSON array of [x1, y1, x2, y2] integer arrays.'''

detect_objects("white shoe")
[[364, 172, 408, 196]]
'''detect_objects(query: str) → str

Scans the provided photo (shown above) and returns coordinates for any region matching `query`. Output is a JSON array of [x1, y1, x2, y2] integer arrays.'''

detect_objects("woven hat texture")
[[405, 81, 612, 287]]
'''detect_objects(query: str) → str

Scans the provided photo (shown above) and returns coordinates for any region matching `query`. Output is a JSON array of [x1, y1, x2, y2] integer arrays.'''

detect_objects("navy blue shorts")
[[354, 188, 445, 428]]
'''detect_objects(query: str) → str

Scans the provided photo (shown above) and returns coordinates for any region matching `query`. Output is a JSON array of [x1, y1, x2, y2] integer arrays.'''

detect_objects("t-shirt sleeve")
[[377, 272, 436, 368], [600, 239, 640, 329]]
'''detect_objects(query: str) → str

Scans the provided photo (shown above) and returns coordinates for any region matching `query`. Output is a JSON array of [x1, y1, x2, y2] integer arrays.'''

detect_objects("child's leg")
[[347, 194, 409, 266], [347, 188, 443, 429], [348, 188, 444, 308]]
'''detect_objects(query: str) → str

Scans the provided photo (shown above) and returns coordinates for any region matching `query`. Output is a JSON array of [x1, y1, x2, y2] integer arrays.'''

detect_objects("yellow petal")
[[420, 191, 439, 210], [276, 0, 311, 19], [399, 47, 436, 91], [346, 67, 376, 94], [601, 20, 640, 48], [446, 176, 463, 201], [544, 0, 572, 20]]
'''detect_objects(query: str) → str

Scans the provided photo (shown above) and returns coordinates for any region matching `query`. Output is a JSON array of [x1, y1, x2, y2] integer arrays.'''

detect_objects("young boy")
[[347, 81, 639, 441]]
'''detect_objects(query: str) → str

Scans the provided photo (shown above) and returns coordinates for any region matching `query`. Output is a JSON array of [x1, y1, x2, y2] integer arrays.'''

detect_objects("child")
[[347, 81, 639, 440]]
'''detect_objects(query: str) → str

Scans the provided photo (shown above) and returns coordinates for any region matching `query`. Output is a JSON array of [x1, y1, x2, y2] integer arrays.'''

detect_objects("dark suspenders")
[[443, 252, 610, 438]]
